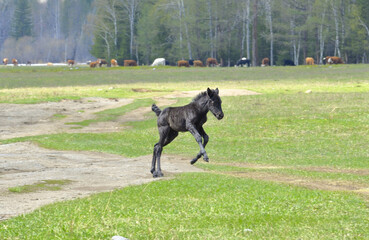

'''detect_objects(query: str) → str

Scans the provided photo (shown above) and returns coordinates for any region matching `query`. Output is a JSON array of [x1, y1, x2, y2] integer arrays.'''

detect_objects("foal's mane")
[[192, 91, 208, 102]]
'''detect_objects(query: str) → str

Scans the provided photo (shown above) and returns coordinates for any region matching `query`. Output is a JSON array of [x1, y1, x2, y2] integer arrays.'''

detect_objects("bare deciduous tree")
[[252, 0, 259, 66], [207, 0, 214, 58], [331, 0, 341, 57], [264, 0, 274, 65], [120, 0, 140, 59], [239, 0, 251, 59], [318, 0, 328, 64], [97, 0, 120, 58]]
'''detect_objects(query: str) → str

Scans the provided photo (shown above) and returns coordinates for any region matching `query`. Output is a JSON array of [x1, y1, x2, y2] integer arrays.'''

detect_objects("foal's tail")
[[152, 104, 162, 117]]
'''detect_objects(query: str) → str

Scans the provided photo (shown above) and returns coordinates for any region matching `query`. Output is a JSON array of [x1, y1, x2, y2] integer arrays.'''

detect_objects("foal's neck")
[[192, 95, 209, 114]]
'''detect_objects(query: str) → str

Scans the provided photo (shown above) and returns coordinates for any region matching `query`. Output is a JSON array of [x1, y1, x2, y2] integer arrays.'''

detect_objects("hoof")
[[153, 171, 164, 178], [203, 157, 209, 162], [191, 158, 198, 165]]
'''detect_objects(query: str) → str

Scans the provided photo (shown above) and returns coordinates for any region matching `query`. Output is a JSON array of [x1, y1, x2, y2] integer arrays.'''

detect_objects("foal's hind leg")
[[151, 127, 178, 178], [191, 127, 209, 165], [152, 143, 164, 178], [151, 143, 159, 174]]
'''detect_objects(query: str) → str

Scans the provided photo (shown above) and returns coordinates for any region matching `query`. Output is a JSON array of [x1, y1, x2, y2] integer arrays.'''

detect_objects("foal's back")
[[159, 103, 206, 132]]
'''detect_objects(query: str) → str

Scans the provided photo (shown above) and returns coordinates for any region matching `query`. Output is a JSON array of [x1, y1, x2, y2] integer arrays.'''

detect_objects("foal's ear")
[[207, 87, 214, 97], [215, 88, 219, 94]]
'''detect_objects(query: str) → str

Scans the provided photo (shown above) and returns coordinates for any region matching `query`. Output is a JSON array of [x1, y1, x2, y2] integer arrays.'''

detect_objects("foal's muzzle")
[[215, 112, 224, 120]]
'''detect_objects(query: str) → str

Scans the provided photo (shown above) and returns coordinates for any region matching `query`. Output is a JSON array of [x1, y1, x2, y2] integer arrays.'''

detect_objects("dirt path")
[[0, 142, 201, 220], [0, 89, 258, 220]]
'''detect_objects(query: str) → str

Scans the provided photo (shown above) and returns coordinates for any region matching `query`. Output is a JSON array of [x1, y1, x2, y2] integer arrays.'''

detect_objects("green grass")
[[8, 180, 73, 193], [199, 163, 369, 187], [204, 93, 369, 168], [1, 64, 369, 103], [0, 64, 368, 89], [5, 91, 365, 197], [1, 174, 368, 239], [4, 92, 368, 169], [52, 114, 67, 120], [1, 65, 369, 239]]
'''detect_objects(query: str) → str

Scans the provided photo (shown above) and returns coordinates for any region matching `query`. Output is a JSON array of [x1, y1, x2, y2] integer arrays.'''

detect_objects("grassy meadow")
[[0, 64, 369, 239]]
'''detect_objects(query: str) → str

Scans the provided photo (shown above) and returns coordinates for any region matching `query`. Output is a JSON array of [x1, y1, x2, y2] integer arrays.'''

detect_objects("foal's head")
[[206, 88, 224, 120]]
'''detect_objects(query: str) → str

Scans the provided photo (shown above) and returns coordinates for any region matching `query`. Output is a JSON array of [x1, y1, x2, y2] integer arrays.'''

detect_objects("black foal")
[[151, 88, 224, 178]]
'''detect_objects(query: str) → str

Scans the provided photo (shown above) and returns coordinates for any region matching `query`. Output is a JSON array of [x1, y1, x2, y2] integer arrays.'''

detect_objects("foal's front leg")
[[191, 127, 209, 165], [187, 123, 209, 163]]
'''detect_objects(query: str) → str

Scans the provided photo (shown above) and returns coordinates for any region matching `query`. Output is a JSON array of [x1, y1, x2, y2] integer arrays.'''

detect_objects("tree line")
[[0, 0, 94, 63], [1, 0, 368, 66]]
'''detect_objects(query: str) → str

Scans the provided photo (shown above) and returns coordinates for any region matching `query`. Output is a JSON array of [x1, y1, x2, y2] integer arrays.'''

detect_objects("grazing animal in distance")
[[305, 57, 314, 65], [12, 58, 18, 66], [261, 58, 270, 66], [67, 60, 75, 67], [26, 61, 32, 66], [97, 58, 108, 67], [322, 56, 331, 65], [188, 59, 194, 66], [283, 59, 295, 66], [3, 58, 8, 65], [151, 88, 224, 178], [324, 56, 344, 64], [124, 60, 137, 66], [90, 61, 98, 68], [206, 58, 218, 67], [236, 57, 250, 67], [151, 58, 166, 66], [177, 60, 189, 67], [193, 60, 204, 67], [111, 59, 118, 67]]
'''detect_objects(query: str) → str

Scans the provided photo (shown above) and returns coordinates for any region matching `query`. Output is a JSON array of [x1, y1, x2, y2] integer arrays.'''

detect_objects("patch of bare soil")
[[0, 89, 257, 220], [132, 88, 163, 93], [0, 98, 134, 140]]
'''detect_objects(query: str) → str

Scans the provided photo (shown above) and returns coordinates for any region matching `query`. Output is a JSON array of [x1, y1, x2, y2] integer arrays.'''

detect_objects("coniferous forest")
[[1, 0, 369, 66]]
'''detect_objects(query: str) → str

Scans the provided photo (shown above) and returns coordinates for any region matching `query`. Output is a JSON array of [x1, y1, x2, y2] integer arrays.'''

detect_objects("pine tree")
[[11, 0, 33, 39]]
